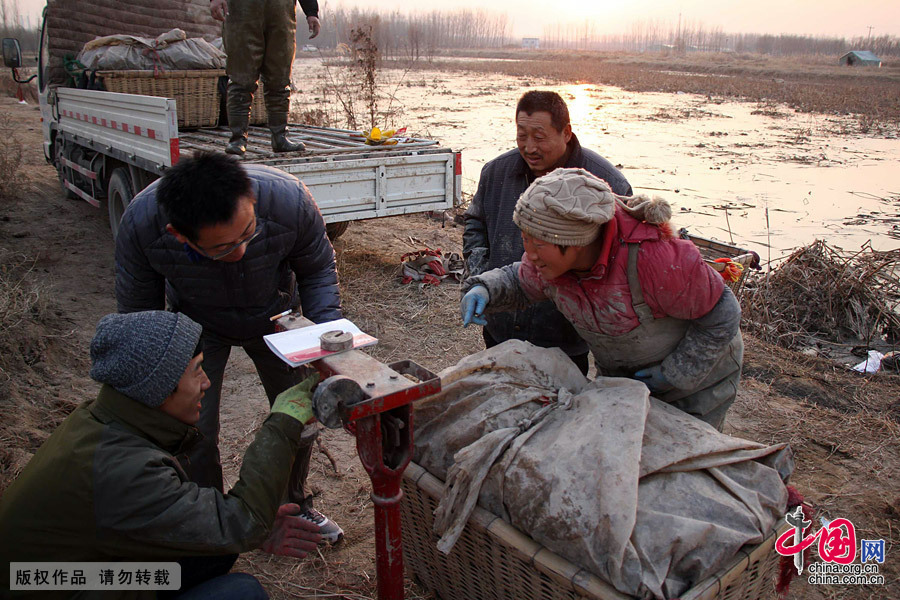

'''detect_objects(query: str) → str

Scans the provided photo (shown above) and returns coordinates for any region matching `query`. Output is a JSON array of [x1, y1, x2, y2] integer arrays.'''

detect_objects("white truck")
[[4, 1, 460, 241]]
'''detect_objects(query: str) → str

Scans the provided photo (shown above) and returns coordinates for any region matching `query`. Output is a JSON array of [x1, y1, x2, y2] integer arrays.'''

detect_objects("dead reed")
[[0, 248, 45, 336], [741, 240, 900, 351]]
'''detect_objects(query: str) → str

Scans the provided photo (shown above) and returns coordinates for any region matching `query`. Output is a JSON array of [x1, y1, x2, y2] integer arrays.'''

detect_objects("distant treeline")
[[311, 6, 511, 59], [542, 20, 900, 57], [4, 1, 897, 61], [307, 8, 899, 59]]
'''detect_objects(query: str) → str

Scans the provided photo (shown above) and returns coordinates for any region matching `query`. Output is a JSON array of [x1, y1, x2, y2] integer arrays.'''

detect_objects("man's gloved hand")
[[307, 16, 321, 39], [634, 365, 675, 394], [271, 373, 320, 424], [460, 285, 489, 327], [260, 503, 322, 559], [210, 0, 228, 21]]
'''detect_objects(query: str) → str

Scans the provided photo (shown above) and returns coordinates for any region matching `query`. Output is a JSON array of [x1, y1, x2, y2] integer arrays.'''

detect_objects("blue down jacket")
[[115, 164, 341, 340]]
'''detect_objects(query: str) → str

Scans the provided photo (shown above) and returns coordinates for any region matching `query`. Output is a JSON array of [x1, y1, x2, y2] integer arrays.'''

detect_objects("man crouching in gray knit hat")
[[461, 168, 744, 431], [0, 310, 326, 599]]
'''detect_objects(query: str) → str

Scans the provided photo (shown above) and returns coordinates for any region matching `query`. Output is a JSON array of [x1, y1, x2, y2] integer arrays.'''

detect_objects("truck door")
[[38, 7, 52, 162]]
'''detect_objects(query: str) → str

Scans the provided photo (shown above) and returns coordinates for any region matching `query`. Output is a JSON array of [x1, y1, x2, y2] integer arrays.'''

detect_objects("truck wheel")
[[107, 168, 134, 241], [55, 142, 76, 200], [326, 221, 349, 241]]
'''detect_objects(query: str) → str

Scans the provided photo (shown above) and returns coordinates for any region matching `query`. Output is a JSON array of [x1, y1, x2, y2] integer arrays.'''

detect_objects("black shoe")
[[225, 138, 246, 156], [299, 508, 344, 545]]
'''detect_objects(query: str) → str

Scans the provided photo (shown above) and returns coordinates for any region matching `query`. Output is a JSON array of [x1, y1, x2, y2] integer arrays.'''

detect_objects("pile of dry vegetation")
[[741, 240, 900, 355]]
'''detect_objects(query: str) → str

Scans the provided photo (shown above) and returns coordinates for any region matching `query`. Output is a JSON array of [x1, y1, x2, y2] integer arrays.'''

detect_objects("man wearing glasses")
[[114, 151, 345, 544]]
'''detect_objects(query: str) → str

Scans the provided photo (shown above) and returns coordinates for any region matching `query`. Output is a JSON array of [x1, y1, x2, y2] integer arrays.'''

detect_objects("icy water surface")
[[293, 57, 900, 262]]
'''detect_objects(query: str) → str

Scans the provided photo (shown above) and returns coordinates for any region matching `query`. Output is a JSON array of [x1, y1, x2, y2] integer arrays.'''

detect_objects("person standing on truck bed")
[[114, 151, 345, 544], [210, 0, 321, 155], [463, 90, 632, 376], [0, 310, 324, 599]]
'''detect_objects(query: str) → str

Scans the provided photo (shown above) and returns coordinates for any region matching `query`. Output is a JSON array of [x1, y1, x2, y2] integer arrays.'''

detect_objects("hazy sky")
[[16, 0, 900, 38]]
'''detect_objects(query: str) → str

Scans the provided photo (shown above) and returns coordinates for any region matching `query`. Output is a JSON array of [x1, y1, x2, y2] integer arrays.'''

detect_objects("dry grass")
[[0, 251, 48, 377], [413, 50, 900, 127], [735, 335, 900, 599], [332, 216, 481, 373], [0, 250, 81, 493], [0, 111, 23, 199], [741, 241, 900, 351], [740, 334, 900, 421], [0, 75, 37, 104]]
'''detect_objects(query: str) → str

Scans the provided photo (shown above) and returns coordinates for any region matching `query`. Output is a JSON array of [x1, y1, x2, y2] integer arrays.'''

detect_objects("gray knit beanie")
[[513, 168, 673, 245], [513, 168, 616, 246], [90, 311, 203, 407]]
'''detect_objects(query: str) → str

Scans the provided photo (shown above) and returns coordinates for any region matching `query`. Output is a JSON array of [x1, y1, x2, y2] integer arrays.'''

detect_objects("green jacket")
[[0, 385, 304, 599]]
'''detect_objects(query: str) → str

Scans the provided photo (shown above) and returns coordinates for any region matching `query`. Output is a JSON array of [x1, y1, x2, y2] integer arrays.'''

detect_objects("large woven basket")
[[249, 87, 267, 125], [401, 462, 788, 600], [98, 69, 269, 128], [98, 69, 222, 128]]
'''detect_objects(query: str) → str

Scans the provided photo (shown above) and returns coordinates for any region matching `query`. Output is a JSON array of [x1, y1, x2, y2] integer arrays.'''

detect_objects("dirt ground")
[[0, 90, 898, 600]]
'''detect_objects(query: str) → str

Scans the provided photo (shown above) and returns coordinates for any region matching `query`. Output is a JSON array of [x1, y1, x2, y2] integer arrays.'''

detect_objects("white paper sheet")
[[263, 318, 378, 367]]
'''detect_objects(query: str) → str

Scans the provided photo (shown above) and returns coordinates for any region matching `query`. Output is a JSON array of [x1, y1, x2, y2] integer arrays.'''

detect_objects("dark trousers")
[[186, 328, 316, 506], [482, 328, 590, 377], [159, 555, 268, 600]]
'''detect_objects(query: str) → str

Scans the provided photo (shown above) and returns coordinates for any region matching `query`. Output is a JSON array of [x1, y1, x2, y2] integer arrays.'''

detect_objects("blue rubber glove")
[[460, 285, 490, 327], [634, 365, 674, 394]]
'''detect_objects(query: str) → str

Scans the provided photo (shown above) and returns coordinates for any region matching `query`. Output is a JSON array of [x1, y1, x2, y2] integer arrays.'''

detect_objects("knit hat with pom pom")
[[513, 168, 671, 246]]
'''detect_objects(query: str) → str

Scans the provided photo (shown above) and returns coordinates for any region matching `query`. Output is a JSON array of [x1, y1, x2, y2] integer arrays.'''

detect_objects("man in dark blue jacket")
[[115, 151, 343, 543], [463, 90, 632, 375]]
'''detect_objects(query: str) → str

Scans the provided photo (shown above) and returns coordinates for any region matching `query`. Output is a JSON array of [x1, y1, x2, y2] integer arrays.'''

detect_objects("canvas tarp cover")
[[77, 29, 226, 71], [46, 0, 221, 84], [413, 340, 792, 599]]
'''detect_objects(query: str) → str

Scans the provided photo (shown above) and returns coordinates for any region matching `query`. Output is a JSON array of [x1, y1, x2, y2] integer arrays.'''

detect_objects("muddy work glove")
[[460, 285, 490, 327], [271, 373, 320, 424], [634, 365, 675, 394], [260, 503, 322, 559]]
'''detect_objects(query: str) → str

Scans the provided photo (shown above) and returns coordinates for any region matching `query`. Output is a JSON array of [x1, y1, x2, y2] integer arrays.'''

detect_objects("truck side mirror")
[[2, 38, 22, 69], [2, 38, 35, 84]]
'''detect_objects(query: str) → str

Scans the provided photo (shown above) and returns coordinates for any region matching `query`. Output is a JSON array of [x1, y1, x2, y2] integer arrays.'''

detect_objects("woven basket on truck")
[[98, 69, 268, 128], [401, 461, 790, 600], [97, 69, 222, 128], [681, 229, 759, 297]]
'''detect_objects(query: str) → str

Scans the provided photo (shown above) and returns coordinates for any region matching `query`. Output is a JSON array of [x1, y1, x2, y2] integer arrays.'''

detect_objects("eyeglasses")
[[195, 218, 261, 261]]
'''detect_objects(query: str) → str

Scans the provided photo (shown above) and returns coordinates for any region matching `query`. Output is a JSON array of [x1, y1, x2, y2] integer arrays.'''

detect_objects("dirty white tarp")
[[414, 340, 792, 599], [77, 29, 226, 71]]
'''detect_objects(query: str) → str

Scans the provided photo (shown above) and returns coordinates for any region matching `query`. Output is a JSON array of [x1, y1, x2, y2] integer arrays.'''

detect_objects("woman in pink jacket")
[[461, 168, 743, 430]]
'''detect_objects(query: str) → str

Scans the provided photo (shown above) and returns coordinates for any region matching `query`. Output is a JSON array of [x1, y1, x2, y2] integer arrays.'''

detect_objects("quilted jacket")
[[115, 164, 341, 340]]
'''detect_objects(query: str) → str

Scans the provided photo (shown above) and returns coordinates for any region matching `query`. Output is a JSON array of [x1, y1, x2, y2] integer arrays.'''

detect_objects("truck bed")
[[54, 88, 460, 225], [178, 125, 460, 224], [179, 124, 444, 161]]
